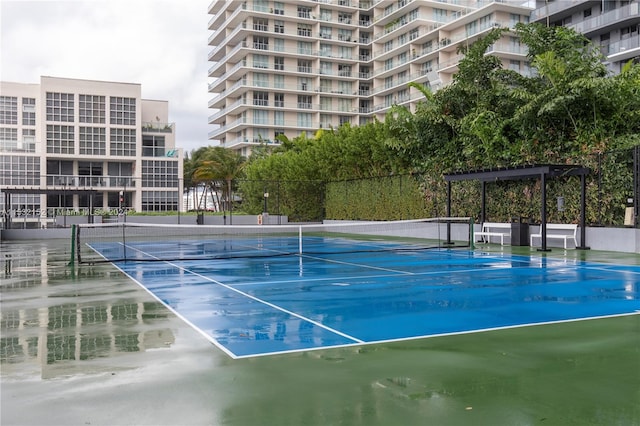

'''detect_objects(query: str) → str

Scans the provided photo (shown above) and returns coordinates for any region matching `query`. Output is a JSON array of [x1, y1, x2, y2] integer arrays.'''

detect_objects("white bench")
[[476, 222, 511, 246], [530, 224, 578, 249]]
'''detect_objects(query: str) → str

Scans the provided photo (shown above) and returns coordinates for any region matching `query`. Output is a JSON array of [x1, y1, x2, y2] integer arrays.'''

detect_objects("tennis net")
[[72, 217, 472, 264]]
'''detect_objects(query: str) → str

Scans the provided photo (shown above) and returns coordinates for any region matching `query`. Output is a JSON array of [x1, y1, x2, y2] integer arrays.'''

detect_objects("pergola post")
[[538, 172, 550, 252], [446, 181, 452, 244], [577, 173, 590, 249]]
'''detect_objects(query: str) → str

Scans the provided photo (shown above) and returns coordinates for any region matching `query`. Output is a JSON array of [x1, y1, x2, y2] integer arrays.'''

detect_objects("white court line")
[[118, 243, 365, 346], [229, 265, 513, 287], [232, 311, 640, 359]]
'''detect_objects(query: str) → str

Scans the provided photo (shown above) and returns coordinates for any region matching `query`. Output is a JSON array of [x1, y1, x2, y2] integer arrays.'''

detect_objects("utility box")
[[511, 217, 529, 246]]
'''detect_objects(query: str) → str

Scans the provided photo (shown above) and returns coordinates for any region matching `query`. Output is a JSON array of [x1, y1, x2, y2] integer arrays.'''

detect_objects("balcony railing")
[[141, 122, 174, 133]]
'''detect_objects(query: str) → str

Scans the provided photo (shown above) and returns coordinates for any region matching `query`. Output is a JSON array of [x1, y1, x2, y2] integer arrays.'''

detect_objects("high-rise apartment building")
[[207, 0, 639, 156], [0, 76, 184, 228], [207, 0, 534, 155], [531, 0, 639, 75]]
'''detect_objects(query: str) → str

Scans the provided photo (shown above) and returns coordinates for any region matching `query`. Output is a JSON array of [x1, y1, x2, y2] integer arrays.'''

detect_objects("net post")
[[69, 224, 76, 266], [298, 226, 303, 255], [121, 223, 127, 261]]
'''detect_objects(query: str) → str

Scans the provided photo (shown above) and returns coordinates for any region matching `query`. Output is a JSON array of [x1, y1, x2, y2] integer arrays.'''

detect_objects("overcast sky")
[[0, 0, 212, 153]]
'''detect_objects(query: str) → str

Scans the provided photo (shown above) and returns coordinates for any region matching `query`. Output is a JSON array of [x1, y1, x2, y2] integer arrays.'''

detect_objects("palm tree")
[[191, 146, 246, 223]]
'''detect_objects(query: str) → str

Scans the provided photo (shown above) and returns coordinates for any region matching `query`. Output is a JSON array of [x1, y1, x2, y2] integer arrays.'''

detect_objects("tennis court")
[[83, 222, 640, 359], [2, 235, 640, 425]]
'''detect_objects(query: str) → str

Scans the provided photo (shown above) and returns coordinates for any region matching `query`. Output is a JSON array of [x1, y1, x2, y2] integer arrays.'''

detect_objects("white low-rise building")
[[0, 76, 184, 228]]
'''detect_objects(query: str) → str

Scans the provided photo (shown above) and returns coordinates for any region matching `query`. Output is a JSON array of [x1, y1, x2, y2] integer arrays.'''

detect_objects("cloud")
[[0, 0, 212, 152]]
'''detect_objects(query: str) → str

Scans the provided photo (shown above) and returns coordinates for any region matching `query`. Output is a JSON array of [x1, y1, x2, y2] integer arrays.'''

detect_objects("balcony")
[[141, 122, 174, 133], [45, 175, 136, 189]]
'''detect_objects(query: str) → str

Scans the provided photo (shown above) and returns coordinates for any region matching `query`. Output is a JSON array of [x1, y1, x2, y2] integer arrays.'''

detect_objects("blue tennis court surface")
[[90, 240, 640, 358]]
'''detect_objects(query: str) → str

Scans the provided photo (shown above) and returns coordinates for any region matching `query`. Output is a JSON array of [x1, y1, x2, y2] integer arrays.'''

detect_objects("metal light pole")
[[263, 188, 269, 225]]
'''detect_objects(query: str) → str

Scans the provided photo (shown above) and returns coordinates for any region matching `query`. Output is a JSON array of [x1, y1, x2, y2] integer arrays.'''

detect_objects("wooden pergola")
[[444, 165, 591, 251]]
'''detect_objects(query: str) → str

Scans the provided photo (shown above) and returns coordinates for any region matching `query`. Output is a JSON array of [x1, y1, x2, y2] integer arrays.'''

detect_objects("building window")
[[142, 160, 178, 188], [320, 79, 332, 92], [297, 113, 312, 127], [79, 126, 106, 155], [23, 128, 35, 142], [273, 2, 284, 15], [142, 190, 179, 212], [320, 43, 332, 57], [0, 156, 40, 186], [0, 96, 18, 125], [107, 162, 133, 186], [320, 61, 332, 75], [338, 80, 352, 94], [46, 92, 74, 122], [398, 88, 408, 102], [253, 35, 269, 50], [274, 93, 284, 107], [274, 38, 284, 52], [297, 95, 312, 109], [338, 98, 352, 112], [253, 91, 269, 106], [274, 56, 284, 70], [338, 64, 352, 77], [320, 26, 332, 39], [385, 58, 394, 71], [297, 59, 312, 73], [109, 97, 136, 126], [385, 76, 394, 89], [252, 54, 269, 69], [339, 46, 352, 59], [253, 109, 268, 125], [385, 94, 394, 107], [110, 128, 136, 156], [320, 114, 332, 128], [274, 110, 284, 125], [78, 161, 104, 186], [274, 20, 284, 33], [142, 135, 165, 157], [0, 128, 17, 141], [22, 98, 36, 125], [46, 124, 75, 154], [79, 94, 106, 123], [320, 9, 332, 21], [434, 8, 447, 22], [338, 12, 352, 24], [297, 6, 311, 18], [253, 18, 268, 31], [298, 41, 312, 55], [320, 97, 332, 111], [338, 29, 352, 41], [274, 75, 284, 89], [254, 72, 269, 88], [297, 24, 312, 37]]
